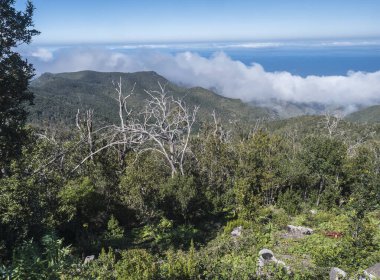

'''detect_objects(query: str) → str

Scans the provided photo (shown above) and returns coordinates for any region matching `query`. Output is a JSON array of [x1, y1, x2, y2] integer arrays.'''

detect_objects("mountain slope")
[[28, 70, 273, 128], [345, 105, 380, 123]]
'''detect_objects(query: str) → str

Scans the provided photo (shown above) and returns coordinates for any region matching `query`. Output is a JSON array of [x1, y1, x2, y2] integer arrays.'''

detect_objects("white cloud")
[[29, 47, 380, 107], [30, 48, 53, 61]]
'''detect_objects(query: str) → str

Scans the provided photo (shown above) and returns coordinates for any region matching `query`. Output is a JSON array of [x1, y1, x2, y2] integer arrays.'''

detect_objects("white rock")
[[257, 249, 290, 274], [84, 255, 95, 264], [231, 226, 243, 237], [329, 267, 347, 280], [287, 225, 314, 235], [364, 263, 380, 279]]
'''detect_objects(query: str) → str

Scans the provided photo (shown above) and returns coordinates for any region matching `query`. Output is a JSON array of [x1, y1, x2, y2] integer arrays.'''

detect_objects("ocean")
[[108, 40, 380, 77], [212, 46, 380, 77]]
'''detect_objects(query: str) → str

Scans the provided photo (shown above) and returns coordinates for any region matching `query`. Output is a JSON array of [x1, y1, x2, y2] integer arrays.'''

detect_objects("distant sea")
[[202, 46, 380, 77], [110, 40, 380, 77]]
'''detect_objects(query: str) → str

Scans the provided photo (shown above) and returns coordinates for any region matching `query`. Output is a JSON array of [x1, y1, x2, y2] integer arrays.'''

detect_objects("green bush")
[[115, 249, 158, 280], [159, 241, 199, 279], [256, 206, 290, 229], [277, 189, 303, 215], [84, 248, 117, 279]]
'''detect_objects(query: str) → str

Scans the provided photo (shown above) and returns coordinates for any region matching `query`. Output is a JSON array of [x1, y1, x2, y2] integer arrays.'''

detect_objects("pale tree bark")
[[211, 110, 231, 142], [72, 80, 198, 176], [323, 111, 342, 138], [76, 108, 94, 160], [72, 78, 141, 172], [112, 78, 136, 166], [129, 82, 199, 177]]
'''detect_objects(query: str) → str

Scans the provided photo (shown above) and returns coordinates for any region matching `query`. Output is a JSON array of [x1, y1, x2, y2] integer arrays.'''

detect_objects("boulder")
[[364, 263, 380, 279], [258, 248, 275, 267], [258, 249, 290, 272], [329, 267, 347, 280], [84, 255, 95, 265], [287, 225, 313, 235], [231, 226, 243, 237]]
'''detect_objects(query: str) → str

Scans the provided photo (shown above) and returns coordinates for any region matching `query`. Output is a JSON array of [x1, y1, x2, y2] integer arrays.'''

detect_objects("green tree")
[[234, 131, 287, 218], [0, 0, 39, 175], [192, 130, 237, 212], [345, 146, 379, 216], [301, 136, 347, 207]]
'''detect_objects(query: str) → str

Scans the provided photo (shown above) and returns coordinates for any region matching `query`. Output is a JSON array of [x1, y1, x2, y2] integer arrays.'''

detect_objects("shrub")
[[115, 249, 158, 280]]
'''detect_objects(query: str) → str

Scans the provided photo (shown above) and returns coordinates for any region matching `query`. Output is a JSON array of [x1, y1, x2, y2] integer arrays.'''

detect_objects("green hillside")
[[266, 114, 380, 142], [28, 70, 272, 128], [345, 105, 380, 123]]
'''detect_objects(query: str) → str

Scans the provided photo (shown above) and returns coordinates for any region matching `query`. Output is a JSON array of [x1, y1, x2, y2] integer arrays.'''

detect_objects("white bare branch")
[[73, 80, 198, 176], [322, 111, 342, 138]]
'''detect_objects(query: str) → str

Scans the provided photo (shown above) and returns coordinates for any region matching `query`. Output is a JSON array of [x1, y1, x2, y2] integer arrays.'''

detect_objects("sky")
[[16, 0, 380, 44]]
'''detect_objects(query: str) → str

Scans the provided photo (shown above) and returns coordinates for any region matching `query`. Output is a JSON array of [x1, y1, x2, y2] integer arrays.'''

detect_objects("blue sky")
[[16, 0, 380, 44]]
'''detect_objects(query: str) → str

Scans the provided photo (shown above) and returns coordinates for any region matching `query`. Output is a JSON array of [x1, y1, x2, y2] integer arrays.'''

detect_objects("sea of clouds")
[[24, 46, 380, 109]]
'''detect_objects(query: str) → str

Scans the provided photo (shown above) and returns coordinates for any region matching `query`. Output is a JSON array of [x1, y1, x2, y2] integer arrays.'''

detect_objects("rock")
[[310, 209, 317, 215], [276, 259, 290, 271], [287, 225, 313, 235], [258, 248, 275, 266], [84, 255, 95, 264], [364, 263, 380, 279], [231, 226, 243, 237], [329, 267, 347, 280], [258, 249, 290, 273]]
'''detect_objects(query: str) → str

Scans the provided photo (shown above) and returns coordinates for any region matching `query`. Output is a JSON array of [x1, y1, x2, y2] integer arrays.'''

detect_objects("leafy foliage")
[[0, 0, 39, 173]]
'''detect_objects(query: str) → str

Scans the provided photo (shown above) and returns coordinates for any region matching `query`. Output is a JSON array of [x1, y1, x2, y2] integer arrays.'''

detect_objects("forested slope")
[[28, 71, 273, 129]]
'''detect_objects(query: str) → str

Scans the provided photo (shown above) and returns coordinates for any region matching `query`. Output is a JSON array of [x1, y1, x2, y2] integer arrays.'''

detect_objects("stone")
[[310, 209, 317, 215], [364, 263, 380, 279], [257, 249, 290, 274], [258, 249, 275, 266], [258, 249, 276, 270], [287, 225, 314, 235], [231, 226, 243, 237], [84, 255, 95, 264], [329, 267, 347, 280]]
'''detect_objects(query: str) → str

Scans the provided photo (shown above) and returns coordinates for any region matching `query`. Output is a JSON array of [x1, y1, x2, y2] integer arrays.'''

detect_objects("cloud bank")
[[27, 47, 380, 107]]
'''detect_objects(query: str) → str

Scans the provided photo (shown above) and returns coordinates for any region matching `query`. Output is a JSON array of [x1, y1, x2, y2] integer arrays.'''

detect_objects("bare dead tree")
[[112, 78, 136, 165], [72, 80, 198, 176], [211, 110, 231, 142], [72, 78, 140, 172], [346, 130, 376, 157], [249, 117, 265, 138], [76, 108, 94, 160], [323, 111, 342, 138], [128, 82, 199, 177]]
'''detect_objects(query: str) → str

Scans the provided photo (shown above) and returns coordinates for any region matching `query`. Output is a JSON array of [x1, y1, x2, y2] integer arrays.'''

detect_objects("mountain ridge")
[[28, 70, 274, 128], [345, 105, 380, 123]]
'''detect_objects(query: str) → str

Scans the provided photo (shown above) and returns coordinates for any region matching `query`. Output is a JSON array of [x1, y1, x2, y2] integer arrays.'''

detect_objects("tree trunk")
[[316, 178, 324, 206]]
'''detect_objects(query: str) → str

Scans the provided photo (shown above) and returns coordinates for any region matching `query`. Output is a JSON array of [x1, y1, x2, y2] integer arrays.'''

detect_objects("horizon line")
[[30, 36, 380, 46]]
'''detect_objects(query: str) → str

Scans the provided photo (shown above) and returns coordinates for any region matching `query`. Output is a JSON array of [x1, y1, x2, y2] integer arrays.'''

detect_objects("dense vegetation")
[[2, 2, 380, 279], [346, 105, 380, 124], [0, 0, 39, 174], [2, 90, 380, 279]]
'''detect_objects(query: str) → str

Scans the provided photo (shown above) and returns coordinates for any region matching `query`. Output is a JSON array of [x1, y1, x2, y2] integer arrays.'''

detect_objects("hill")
[[345, 105, 380, 123], [28, 70, 273, 129], [264, 114, 380, 145], [251, 99, 348, 119]]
